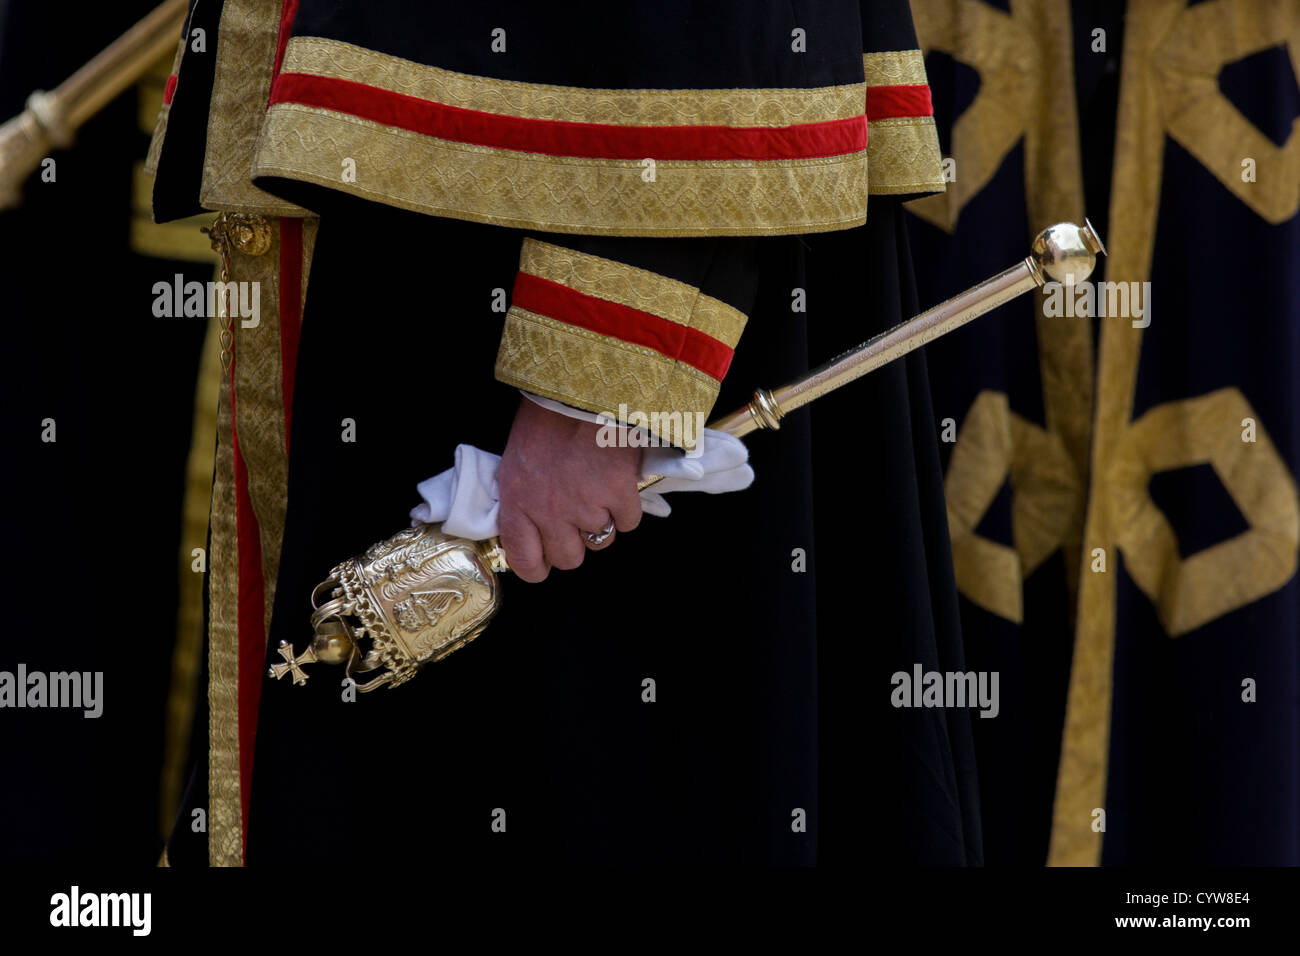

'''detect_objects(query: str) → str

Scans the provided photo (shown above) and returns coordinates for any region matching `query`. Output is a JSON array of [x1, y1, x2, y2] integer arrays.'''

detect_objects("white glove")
[[636, 429, 753, 517], [409, 444, 501, 541], [408, 393, 754, 539]]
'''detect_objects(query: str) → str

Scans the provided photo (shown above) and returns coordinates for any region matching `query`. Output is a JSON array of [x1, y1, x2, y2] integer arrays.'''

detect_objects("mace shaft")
[[638, 218, 1105, 490]]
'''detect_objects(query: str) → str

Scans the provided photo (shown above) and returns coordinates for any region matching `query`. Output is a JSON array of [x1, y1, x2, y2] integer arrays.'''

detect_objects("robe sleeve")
[[494, 235, 759, 451], [861, 0, 947, 197]]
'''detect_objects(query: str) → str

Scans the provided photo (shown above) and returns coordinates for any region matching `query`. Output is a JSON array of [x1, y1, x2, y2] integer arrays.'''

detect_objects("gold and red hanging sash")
[[207, 214, 315, 866]]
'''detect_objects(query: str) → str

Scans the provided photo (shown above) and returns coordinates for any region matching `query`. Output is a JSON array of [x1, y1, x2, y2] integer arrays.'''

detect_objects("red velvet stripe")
[[163, 73, 177, 105], [512, 272, 734, 381], [269, 73, 867, 160], [272, 0, 299, 80], [279, 217, 303, 454], [865, 83, 933, 119], [229, 365, 266, 866]]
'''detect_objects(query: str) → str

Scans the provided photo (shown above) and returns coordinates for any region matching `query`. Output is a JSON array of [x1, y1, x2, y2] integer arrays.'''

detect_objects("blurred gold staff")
[[0, 0, 187, 208]]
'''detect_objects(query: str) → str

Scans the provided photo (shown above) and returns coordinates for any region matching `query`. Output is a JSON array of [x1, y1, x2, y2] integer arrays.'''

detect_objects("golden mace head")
[[1029, 217, 1107, 285], [273, 524, 505, 692]]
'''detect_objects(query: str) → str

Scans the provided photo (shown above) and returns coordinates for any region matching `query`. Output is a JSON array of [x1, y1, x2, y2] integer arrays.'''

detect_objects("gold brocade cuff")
[[494, 240, 748, 450], [863, 50, 947, 196]]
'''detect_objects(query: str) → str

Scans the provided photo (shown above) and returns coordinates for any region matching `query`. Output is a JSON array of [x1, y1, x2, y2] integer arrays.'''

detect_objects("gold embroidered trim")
[[208, 313, 240, 867], [207, 214, 320, 865], [143, 37, 183, 177], [867, 117, 946, 194], [689, 294, 748, 349], [230, 229, 291, 638], [1050, 0, 1300, 867], [159, 309, 220, 840], [518, 239, 746, 347], [301, 216, 319, 288], [202, 0, 310, 216], [254, 103, 868, 236], [284, 36, 866, 127], [945, 390, 1084, 624], [1157, 1, 1300, 224], [1109, 388, 1299, 636], [907, 0, 1043, 233], [860, 50, 945, 195], [496, 307, 721, 450], [863, 50, 930, 87]]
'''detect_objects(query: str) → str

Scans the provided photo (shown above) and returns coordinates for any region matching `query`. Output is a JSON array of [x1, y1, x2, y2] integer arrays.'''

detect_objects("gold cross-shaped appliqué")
[[268, 640, 318, 686]]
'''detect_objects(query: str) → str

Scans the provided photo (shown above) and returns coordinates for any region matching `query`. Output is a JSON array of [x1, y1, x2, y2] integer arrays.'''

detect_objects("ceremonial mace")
[[273, 220, 1106, 691]]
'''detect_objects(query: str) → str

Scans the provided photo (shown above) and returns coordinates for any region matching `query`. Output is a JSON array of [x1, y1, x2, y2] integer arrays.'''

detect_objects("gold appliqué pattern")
[[1049, 0, 1300, 868], [945, 390, 1083, 624]]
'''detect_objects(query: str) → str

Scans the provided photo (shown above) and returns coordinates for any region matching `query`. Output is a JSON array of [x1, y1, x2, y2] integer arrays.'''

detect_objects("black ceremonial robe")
[[149, 0, 981, 866], [907, 0, 1300, 867]]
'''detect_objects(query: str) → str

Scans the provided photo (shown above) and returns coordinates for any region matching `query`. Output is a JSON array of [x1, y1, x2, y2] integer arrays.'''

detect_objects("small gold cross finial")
[[268, 640, 318, 686]]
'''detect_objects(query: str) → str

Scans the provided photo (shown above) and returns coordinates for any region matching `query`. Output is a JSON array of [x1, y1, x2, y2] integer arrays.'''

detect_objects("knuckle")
[[616, 500, 642, 532], [549, 540, 586, 570], [515, 559, 549, 583]]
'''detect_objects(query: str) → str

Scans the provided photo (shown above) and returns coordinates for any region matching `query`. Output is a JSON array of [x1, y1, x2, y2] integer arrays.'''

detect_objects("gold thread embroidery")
[[861, 50, 946, 194], [230, 229, 290, 638], [202, 0, 310, 216], [159, 311, 220, 839], [906, 0, 1089, 235], [518, 239, 746, 347], [867, 117, 946, 194], [945, 390, 1083, 623], [1049, 0, 1300, 867], [207, 316, 240, 867], [909, 0, 1090, 618], [1109, 388, 1300, 636], [206, 214, 319, 866], [284, 36, 866, 127], [253, 103, 870, 236], [144, 36, 184, 177], [1155, 0, 1300, 224], [496, 307, 720, 449], [689, 293, 747, 349], [863, 50, 931, 87]]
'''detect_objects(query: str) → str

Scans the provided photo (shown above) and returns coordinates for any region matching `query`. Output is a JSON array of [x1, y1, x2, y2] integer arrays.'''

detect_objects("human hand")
[[497, 398, 643, 582]]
